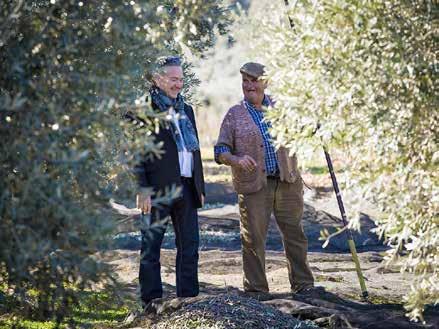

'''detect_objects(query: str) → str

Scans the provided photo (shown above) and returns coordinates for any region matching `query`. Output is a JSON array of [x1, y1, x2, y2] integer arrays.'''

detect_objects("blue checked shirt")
[[214, 95, 279, 176]]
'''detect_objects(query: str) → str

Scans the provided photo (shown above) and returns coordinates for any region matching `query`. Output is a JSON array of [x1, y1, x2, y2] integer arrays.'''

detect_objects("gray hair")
[[148, 55, 182, 80]]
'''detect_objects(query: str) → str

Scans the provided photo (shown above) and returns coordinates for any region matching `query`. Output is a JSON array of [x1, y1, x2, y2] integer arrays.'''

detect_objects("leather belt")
[[181, 176, 193, 183]]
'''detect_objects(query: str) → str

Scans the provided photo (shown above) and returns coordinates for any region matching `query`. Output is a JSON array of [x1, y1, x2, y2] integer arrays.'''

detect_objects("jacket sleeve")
[[214, 110, 235, 164], [185, 105, 206, 196], [134, 162, 148, 188], [124, 111, 149, 188]]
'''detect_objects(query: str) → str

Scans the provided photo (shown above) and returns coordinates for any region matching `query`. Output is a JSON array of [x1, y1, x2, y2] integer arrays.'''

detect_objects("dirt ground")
[[108, 158, 438, 328]]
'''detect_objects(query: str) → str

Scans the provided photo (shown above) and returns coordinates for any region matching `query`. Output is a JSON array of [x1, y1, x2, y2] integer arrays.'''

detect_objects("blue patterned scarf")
[[150, 87, 200, 152]]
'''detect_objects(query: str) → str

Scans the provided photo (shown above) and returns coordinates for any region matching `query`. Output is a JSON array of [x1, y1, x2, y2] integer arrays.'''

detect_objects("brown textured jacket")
[[215, 101, 300, 194]]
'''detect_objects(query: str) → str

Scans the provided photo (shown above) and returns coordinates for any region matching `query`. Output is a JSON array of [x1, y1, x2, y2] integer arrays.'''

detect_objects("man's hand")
[[218, 152, 257, 173], [201, 194, 205, 207], [136, 190, 152, 214], [234, 155, 257, 173]]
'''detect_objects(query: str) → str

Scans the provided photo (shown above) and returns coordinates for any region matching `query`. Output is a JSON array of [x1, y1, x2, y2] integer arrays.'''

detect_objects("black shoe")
[[123, 310, 141, 325], [142, 300, 155, 314]]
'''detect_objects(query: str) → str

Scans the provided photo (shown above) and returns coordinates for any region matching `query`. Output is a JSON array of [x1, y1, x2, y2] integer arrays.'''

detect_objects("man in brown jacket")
[[214, 62, 314, 294]]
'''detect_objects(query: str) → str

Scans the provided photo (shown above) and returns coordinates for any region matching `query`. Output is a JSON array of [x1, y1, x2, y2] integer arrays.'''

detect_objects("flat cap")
[[240, 62, 265, 79]]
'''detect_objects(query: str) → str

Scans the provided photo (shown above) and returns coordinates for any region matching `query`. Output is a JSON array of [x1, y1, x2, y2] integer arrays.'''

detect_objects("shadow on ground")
[[113, 202, 386, 254], [110, 172, 438, 329]]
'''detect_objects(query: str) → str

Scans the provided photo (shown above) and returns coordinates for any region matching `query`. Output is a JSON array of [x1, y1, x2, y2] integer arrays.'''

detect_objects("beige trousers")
[[238, 177, 314, 292]]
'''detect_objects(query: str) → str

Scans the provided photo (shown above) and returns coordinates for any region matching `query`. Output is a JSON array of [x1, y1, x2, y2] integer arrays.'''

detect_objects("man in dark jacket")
[[134, 56, 205, 307]]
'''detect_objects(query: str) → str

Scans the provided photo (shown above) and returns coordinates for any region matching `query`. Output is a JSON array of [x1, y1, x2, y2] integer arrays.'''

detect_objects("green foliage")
[[0, 290, 128, 328], [0, 0, 230, 323], [250, 0, 438, 322], [0, 320, 56, 329]]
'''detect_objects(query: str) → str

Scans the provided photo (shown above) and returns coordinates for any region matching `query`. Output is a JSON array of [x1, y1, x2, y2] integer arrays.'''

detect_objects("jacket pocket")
[[231, 166, 257, 182]]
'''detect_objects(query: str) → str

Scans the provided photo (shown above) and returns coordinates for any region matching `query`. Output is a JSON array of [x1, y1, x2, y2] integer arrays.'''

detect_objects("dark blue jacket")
[[126, 100, 205, 208]]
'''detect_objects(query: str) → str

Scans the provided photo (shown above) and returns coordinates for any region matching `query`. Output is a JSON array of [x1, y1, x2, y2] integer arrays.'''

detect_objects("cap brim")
[[240, 69, 262, 79]]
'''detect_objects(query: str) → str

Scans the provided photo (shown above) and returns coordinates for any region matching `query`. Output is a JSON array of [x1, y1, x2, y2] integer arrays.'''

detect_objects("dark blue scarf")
[[150, 87, 200, 152]]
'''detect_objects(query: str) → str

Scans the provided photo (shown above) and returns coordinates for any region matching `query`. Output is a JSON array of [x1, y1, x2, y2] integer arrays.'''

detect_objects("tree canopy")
[[251, 0, 438, 322], [0, 0, 230, 322]]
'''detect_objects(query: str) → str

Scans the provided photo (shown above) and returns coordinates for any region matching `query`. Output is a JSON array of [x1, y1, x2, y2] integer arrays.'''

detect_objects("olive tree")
[[0, 0, 229, 322], [250, 0, 437, 322]]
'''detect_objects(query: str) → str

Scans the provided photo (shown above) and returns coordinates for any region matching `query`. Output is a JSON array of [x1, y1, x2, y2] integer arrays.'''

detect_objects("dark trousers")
[[139, 178, 200, 304]]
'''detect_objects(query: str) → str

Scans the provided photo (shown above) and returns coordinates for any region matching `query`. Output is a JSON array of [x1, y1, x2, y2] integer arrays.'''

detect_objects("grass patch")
[[340, 291, 402, 305], [0, 318, 57, 329], [314, 274, 344, 283], [0, 290, 129, 329], [365, 294, 403, 305]]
